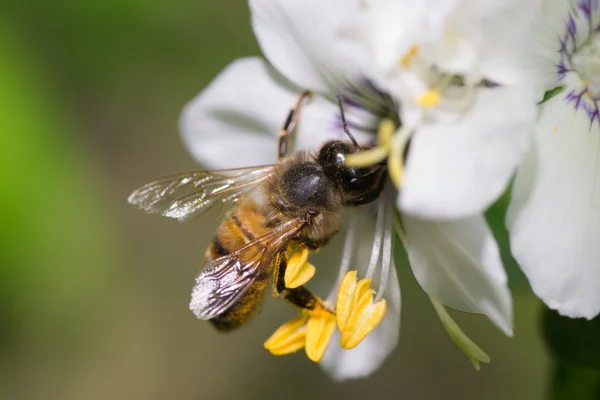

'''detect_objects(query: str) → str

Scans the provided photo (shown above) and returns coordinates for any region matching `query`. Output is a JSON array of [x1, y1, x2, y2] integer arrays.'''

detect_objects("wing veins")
[[129, 165, 275, 221], [190, 216, 309, 320]]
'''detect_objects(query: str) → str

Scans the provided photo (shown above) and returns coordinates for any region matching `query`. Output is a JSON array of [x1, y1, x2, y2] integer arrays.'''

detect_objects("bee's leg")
[[278, 90, 313, 159], [336, 95, 359, 147], [272, 253, 332, 316]]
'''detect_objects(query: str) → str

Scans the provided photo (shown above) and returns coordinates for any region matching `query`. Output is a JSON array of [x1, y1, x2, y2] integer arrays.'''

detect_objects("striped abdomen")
[[204, 198, 272, 331]]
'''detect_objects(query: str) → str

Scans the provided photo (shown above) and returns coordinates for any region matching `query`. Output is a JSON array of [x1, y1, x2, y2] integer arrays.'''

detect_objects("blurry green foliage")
[[543, 309, 600, 371], [550, 363, 600, 400], [0, 17, 121, 397]]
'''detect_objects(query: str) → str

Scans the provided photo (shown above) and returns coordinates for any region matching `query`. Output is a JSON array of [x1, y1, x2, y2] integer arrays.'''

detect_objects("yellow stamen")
[[336, 271, 358, 332], [336, 271, 387, 349], [415, 89, 442, 108], [414, 74, 454, 110], [401, 45, 419, 67], [388, 126, 412, 188], [285, 248, 315, 288], [264, 315, 308, 356], [305, 313, 337, 362], [344, 118, 398, 168], [345, 146, 389, 167], [340, 292, 386, 349], [377, 119, 396, 147]]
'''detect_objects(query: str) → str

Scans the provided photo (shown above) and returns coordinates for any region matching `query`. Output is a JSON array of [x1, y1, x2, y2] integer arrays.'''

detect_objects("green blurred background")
[[1, 1, 552, 399]]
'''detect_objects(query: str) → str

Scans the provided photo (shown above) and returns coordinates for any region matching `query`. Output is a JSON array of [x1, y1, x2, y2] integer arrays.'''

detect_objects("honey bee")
[[128, 91, 388, 331]]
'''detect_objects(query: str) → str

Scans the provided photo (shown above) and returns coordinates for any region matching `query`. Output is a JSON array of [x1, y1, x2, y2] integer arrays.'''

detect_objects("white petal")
[[457, 0, 543, 85], [361, 0, 456, 71], [507, 79, 600, 319], [360, 0, 542, 85], [399, 87, 536, 219], [180, 57, 359, 169], [402, 214, 513, 335], [321, 266, 400, 381], [249, 0, 370, 95]]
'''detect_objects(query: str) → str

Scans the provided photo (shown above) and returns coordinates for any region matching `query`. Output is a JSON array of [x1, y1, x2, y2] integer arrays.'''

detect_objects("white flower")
[[179, 0, 514, 379], [346, 0, 541, 220], [507, 0, 600, 319]]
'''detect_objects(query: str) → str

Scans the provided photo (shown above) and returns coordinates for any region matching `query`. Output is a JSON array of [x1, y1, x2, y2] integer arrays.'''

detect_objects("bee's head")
[[317, 140, 386, 203]]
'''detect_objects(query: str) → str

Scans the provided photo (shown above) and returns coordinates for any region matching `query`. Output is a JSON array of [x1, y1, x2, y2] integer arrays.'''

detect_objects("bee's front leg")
[[272, 252, 333, 317], [277, 90, 313, 159]]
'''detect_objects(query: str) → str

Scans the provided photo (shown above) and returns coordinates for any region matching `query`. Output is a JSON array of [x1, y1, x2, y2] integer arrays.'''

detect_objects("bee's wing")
[[128, 165, 275, 222], [190, 216, 308, 320]]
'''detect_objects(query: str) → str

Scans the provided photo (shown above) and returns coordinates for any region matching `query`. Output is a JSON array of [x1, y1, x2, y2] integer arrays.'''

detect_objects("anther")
[[285, 247, 316, 288], [401, 45, 419, 67], [305, 312, 337, 362], [336, 271, 387, 349], [264, 315, 308, 356], [415, 89, 441, 108]]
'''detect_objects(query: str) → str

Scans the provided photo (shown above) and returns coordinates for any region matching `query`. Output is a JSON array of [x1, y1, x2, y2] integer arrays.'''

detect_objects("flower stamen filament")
[[345, 119, 413, 189], [388, 125, 412, 188]]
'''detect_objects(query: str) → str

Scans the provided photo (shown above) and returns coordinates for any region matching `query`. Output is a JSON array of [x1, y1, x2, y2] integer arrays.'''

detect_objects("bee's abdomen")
[[202, 200, 272, 331], [203, 200, 268, 263], [209, 270, 270, 332]]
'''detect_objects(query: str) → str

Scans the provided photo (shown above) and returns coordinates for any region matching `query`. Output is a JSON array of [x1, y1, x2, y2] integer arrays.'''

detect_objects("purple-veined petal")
[[507, 75, 600, 319]]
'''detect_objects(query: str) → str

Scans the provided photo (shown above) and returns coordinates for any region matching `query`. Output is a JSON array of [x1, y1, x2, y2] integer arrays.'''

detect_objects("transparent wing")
[[128, 165, 275, 222], [189, 216, 308, 320]]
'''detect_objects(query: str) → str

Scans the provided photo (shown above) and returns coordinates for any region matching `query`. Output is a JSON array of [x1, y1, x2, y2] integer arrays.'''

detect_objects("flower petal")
[[249, 0, 369, 97], [399, 87, 536, 219], [402, 214, 513, 336], [359, 0, 542, 85], [180, 57, 349, 169], [521, 0, 576, 95], [321, 266, 400, 381], [507, 83, 600, 319], [458, 0, 543, 85]]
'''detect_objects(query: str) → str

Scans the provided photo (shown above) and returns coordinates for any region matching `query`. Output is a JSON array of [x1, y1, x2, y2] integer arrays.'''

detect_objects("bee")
[[128, 91, 388, 331]]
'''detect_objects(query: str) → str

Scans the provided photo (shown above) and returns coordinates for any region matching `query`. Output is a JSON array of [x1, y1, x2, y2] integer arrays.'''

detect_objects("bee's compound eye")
[[281, 161, 330, 208]]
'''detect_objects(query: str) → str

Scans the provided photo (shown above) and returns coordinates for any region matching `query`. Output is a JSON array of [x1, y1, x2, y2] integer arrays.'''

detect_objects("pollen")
[[305, 312, 336, 362], [401, 45, 419, 67], [553, 125, 557, 131], [336, 271, 386, 349], [285, 248, 316, 288], [415, 89, 441, 108], [264, 315, 308, 356]]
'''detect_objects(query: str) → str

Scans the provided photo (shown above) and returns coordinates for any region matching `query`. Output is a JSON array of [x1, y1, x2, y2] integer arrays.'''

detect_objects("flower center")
[[573, 34, 600, 97], [556, 1, 600, 126]]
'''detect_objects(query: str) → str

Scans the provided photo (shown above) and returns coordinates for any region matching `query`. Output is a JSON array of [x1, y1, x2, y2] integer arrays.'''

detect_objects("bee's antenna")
[[337, 95, 360, 148]]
